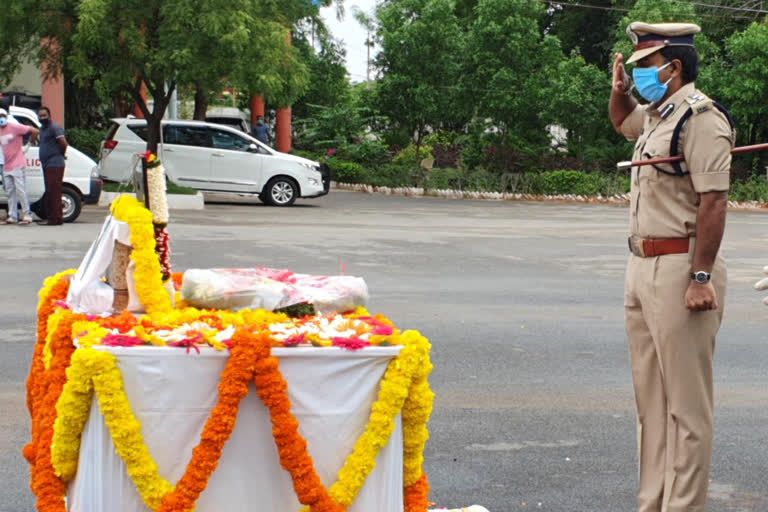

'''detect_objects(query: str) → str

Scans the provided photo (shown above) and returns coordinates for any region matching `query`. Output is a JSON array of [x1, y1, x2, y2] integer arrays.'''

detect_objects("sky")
[[320, 0, 378, 84]]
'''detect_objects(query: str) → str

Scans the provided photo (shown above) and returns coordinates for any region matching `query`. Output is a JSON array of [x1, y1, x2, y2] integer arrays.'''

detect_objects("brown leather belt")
[[628, 236, 689, 258]]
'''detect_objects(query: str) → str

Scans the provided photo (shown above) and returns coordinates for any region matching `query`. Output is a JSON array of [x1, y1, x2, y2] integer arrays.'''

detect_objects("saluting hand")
[[612, 53, 631, 94], [685, 281, 718, 311]]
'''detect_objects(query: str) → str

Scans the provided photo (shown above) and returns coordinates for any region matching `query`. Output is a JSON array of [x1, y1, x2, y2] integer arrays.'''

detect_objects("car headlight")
[[90, 166, 100, 179]]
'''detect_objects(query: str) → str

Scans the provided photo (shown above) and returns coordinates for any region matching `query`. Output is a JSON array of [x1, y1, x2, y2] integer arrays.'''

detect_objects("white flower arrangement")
[[146, 163, 169, 224]]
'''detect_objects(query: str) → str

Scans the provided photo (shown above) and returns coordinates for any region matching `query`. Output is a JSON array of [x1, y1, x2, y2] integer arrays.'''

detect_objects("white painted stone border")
[[332, 182, 768, 212], [98, 191, 205, 210]]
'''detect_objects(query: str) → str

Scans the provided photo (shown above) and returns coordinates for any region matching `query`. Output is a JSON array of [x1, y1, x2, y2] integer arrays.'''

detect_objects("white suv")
[[98, 119, 330, 206], [0, 106, 102, 222]]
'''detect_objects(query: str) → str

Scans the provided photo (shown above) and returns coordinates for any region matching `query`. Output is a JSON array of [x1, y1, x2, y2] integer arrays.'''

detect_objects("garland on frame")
[[111, 195, 172, 314]]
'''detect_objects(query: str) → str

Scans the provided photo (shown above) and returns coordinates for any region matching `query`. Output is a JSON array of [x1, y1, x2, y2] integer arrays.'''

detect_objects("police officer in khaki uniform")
[[609, 22, 734, 512]]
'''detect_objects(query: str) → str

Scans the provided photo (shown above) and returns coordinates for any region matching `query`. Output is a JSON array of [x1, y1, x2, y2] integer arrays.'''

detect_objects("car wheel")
[[264, 177, 298, 206], [62, 187, 83, 223]]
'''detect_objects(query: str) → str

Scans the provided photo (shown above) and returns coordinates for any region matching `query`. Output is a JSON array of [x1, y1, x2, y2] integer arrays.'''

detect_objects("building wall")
[[6, 60, 42, 96]]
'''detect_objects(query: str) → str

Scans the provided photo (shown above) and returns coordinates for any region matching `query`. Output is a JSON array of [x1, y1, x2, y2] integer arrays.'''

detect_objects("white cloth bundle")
[[181, 267, 369, 313]]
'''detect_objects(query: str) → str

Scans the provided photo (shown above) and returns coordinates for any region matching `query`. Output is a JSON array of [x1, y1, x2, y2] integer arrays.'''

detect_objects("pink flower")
[[101, 334, 144, 347], [371, 325, 394, 336], [326, 148, 337, 157], [54, 300, 70, 310], [332, 337, 370, 351], [169, 334, 204, 354], [283, 333, 306, 347]]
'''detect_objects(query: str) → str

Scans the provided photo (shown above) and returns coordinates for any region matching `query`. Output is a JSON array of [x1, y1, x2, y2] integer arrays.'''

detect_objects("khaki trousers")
[[624, 251, 726, 512]]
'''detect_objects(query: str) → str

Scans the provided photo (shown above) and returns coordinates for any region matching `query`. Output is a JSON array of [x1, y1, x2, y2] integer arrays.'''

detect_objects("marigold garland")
[[250, 332, 344, 512], [313, 330, 433, 511], [29, 308, 83, 512], [42, 276, 435, 512], [24, 270, 75, 505], [52, 347, 175, 508], [27, 270, 75, 421], [156, 329, 266, 511], [111, 195, 172, 314]]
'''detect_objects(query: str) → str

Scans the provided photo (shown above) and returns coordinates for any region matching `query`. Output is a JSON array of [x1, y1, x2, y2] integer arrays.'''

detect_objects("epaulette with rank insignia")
[[685, 92, 713, 115], [658, 91, 735, 177]]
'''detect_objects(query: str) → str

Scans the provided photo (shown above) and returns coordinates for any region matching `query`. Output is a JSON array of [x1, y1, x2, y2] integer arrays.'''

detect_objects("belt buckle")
[[628, 235, 645, 257]]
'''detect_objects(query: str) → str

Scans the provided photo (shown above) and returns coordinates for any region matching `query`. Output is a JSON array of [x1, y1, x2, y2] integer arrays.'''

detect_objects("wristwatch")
[[691, 271, 712, 284]]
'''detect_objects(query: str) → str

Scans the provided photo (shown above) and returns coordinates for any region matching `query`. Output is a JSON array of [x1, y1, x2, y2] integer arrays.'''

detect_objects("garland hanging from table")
[[28, 309, 84, 512], [24, 270, 75, 512], [51, 326, 434, 512]]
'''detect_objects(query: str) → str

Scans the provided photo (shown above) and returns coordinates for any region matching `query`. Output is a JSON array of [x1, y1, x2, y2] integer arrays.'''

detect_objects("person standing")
[[609, 22, 733, 512], [251, 115, 271, 146], [0, 108, 38, 225], [37, 106, 68, 225]]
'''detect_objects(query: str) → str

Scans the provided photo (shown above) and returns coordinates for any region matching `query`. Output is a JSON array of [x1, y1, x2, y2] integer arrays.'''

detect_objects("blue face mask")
[[0, 118, 7, 127], [632, 62, 672, 104]]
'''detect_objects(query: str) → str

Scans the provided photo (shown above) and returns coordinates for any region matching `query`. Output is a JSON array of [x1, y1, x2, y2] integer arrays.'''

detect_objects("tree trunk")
[[193, 83, 208, 121], [146, 114, 162, 154]]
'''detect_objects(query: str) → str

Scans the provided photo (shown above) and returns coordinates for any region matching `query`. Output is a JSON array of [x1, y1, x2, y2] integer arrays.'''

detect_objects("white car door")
[[207, 127, 263, 193], [161, 124, 212, 189]]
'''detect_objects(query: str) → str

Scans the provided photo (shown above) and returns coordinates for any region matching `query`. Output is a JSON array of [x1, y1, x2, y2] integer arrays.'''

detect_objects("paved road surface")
[[2, 191, 767, 511]]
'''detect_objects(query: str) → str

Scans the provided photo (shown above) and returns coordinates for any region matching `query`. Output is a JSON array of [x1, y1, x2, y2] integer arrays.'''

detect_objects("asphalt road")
[[2, 190, 767, 511]]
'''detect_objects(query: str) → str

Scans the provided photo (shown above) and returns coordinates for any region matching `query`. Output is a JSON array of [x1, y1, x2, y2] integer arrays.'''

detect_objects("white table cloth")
[[67, 346, 404, 512]]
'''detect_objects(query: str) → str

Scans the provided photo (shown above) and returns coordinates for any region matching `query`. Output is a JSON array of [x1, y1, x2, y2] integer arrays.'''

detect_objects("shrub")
[[425, 168, 501, 191], [337, 138, 390, 165], [517, 170, 630, 196], [67, 128, 108, 160], [327, 157, 367, 183], [393, 143, 434, 166], [367, 163, 420, 188], [291, 149, 324, 161], [102, 180, 198, 195], [730, 175, 768, 202]]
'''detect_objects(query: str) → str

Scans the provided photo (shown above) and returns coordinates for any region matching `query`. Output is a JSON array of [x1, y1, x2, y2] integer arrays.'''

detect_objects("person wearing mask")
[[610, 22, 733, 512], [251, 115, 271, 145], [37, 106, 68, 225], [0, 108, 38, 225]]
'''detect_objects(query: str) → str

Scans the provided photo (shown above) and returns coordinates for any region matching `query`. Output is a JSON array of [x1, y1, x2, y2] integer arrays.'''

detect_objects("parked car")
[[205, 107, 250, 134], [98, 119, 329, 206], [0, 106, 102, 222]]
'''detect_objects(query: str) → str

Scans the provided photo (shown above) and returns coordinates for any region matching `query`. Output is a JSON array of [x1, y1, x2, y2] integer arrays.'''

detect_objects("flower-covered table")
[[25, 195, 435, 512], [66, 346, 405, 512], [26, 269, 433, 512]]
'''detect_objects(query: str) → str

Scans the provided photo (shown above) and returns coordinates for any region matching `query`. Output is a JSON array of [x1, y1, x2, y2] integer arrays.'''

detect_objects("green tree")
[[722, 21, 768, 151], [465, 0, 563, 150], [542, 55, 629, 165], [69, 0, 309, 153], [612, 0, 700, 58], [376, 0, 471, 144], [545, 0, 625, 69], [0, 0, 112, 128], [292, 28, 350, 120]]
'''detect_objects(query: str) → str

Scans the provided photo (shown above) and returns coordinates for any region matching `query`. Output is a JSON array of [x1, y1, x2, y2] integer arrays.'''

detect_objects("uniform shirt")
[[621, 82, 734, 239], [39, 122, 66, 168], [0, 122, 31, 172]]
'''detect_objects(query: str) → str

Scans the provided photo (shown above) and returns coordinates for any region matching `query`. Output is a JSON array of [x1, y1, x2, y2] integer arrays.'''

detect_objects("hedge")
[[67, 128, 108, 161]]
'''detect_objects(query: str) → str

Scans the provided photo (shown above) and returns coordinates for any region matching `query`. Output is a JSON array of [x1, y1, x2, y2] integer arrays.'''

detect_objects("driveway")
[[2, 190, 767, 511]]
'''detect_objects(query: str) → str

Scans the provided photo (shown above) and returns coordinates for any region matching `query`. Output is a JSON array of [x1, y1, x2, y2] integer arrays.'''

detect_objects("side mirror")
[[249, 143, 259, 153]]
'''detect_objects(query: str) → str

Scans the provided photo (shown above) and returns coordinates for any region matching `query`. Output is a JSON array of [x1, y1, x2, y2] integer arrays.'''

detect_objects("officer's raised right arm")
[[609, 53, 641, 138]]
